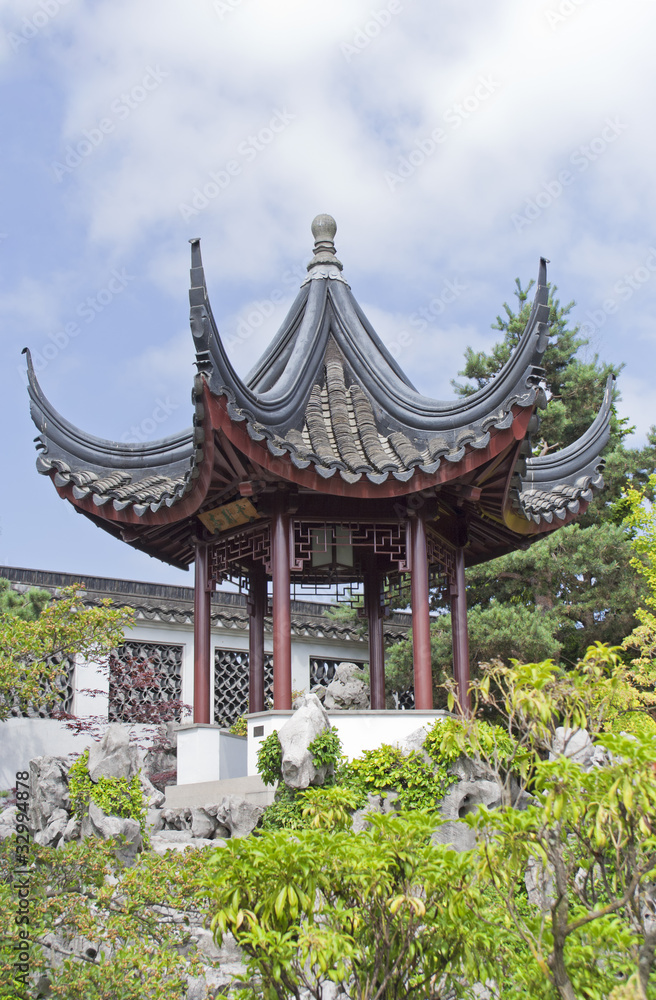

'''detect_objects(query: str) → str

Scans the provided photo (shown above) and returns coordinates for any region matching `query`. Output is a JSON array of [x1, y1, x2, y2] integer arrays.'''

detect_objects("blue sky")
[[1, 0, 655, 588]]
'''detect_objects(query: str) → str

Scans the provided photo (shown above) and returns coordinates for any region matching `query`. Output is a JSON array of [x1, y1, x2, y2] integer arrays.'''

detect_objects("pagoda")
[[25, 215, 611, 718]]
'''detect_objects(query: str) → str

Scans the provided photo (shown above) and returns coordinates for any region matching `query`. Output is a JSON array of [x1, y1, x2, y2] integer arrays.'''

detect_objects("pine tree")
[[452, 278, 655, 665]]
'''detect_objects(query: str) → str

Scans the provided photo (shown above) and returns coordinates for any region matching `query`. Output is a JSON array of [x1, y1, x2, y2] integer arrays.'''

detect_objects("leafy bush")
[[228, 716, 248, 736], [68, 750, 147, 838], [299, 786, 362, 830], [204, 810, 492, 1000], [0, 837, 210, 1000], [308, 727, 342, 773], [256, 730, 282, 786], [423, 716, 520, 770], [258, 786, 306, 831], [341, 743, 452, 811]]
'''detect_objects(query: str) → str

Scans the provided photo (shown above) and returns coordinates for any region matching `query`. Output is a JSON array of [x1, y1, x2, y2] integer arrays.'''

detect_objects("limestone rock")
[[150, 832, 221, 855], [29, 756, 71, 834], [439, 779, 502, 821], [63, 816, 81, 842], [310, 683, 327, 702], [279, 692, 331, 788], [34, 807, 69, 847], [0, 806, 17, 840], [141, 774, 165, 809], [146, 807, 164, 835], [81, 801, 142, 866], [214, 795, 264, 838], [399, 726, 432, 764], [161, 806, 191, 830], [87, 724, 141, 782], [351, 792, 398, 832], [525, 855, 554, 910], [432, 819, 476, 853], [323, 662, 369, 710], [550, 727, 594, 769], [190, 807, 216, 840]]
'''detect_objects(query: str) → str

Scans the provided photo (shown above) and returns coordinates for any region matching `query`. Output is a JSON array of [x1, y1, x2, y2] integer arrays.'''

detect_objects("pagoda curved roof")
[[189, 217, 551, 485], [24, 215, 613, 562]]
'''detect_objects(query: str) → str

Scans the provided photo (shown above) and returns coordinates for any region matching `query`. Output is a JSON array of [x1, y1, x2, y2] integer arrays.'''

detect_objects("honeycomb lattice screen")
[[108, 641, 183, 723], [12, 654, 75, 718], [213, 648, 274, 727]]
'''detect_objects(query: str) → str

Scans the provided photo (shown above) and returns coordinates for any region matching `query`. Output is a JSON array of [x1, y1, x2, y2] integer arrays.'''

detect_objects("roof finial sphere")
[[311, 214, 337, 245]]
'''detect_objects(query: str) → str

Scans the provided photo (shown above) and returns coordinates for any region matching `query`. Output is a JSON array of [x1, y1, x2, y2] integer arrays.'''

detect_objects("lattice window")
[[213, 648, 274, 728], [10, 654, 75, 718], [309, 657, 367, 687], [108, 642, 183, 723]]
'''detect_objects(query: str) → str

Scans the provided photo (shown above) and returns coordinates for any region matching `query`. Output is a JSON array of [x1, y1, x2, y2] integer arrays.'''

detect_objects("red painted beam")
[[248, 564, 267, 713], [271, 503, 292, 710], [193, 544, 212, 724], [451, 546, 471, 716], [410, 517, 433, 710], [364, 559, 386, 709]]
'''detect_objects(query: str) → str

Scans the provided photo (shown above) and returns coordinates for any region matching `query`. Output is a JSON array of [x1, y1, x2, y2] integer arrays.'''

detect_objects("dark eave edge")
[[23, 348, 206, 515], [509, 375, 614, 527]]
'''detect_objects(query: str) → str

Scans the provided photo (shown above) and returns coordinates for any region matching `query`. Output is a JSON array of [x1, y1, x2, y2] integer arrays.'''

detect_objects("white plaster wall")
[[246, 710, 450, 776], [73, 654, 109, 718], [112, 616, 374, 721], [0, 719, 157, 789]]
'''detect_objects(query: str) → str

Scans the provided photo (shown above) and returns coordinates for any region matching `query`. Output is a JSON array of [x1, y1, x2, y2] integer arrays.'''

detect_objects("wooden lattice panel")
[[208, 522, 272, 583]]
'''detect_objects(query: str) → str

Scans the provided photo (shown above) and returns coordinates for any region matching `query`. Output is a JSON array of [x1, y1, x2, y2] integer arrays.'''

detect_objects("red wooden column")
[[271, 504, 292, 709], [410, 516, 433, 710], [193, 543, 212, 724], [248, 564, 267, 714], [450, 546, 471, 716], [364, 558, 386, 709]]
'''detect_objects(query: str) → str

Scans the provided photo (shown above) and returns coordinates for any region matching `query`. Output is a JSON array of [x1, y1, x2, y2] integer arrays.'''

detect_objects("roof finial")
[[307, 214, 343, 272]]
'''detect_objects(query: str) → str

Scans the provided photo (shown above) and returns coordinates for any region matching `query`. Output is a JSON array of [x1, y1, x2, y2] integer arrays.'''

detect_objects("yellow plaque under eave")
[[198, 498, 261, 534]]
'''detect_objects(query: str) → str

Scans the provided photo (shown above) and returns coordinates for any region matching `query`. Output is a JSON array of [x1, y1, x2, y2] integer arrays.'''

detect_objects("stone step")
[[164, 774, 276, 809]]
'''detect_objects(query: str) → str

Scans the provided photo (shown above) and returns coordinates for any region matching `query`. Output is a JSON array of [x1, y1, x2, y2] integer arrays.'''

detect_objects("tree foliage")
[[0, 837, 210, 1000], [0, 584, 133, 722], [205, 811, 492, 1000], [207, 647, 656, 999], [621, 474, 656, 706]]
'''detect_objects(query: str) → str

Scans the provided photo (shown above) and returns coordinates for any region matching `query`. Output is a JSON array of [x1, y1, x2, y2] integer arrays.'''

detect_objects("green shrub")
[[228, 716, 247, 736], [308, 727, 342, 773], [423, 717, 520, 771], [256, 730, 283, 786], [259, 786, 306, 831], [300, 785, 362, 830], [341, 743, 452, 811], [68, 750, 147, 838]]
